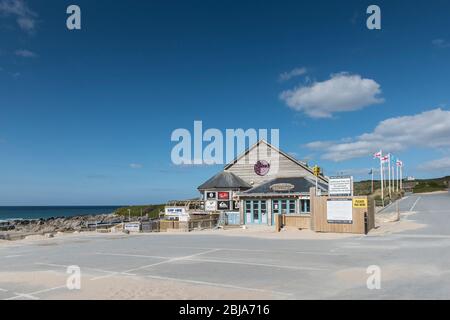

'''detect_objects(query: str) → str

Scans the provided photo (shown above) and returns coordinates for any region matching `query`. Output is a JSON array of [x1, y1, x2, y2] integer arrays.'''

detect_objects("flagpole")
[[380, 153, 384, 206], [396, 163, 399, 192], [371, 168, 374, 194], [400, 164, 403, 190], [392, 164, 395, 193], [388, 154, 392, 198]]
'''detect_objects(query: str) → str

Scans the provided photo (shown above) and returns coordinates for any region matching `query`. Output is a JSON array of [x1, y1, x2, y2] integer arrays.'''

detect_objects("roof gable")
[[224, 140, 328, 183]]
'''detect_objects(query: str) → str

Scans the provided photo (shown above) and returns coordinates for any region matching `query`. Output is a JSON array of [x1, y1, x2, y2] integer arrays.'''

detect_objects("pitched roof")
[[197, 171, 252, 190], [223, 139, 328, 183], [240, 176, 328, 196]]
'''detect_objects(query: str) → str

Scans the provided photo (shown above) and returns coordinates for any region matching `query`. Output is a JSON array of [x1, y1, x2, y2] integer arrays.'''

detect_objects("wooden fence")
[[275, 189, 375, 234], [275, 215, 311, 231], [311, 190, 375, 234]]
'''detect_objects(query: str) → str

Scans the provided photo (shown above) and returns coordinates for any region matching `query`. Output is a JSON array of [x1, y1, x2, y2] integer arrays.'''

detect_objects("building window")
[[273, 199, 296, 215], [300, 199, 310, 214], [245, 201, 251, 214], [281, 200, 287, 214], [289, 201, 296, 214], [253, 201, 259, 221], [273, 201, 279, 214], [261, 201, 267, 217]]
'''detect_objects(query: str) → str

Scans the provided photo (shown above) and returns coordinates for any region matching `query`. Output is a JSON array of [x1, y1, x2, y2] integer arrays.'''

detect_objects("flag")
[[373, 151, 382, 159], [369, 169, 373, 175], [396, 160, 403, 167], [381, 155, 389, 163]]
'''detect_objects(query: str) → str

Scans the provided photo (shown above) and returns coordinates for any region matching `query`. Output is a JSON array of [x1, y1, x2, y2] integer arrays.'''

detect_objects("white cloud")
[[0, 0, 37, 32], [129, 163, 143, 169], [15, 49, 36, 57], [279, 67, 307, 82], [432, 39, 450, 48], [280, 73, 384, 118], [419, 157, 450, 171], [306, 108, 450, 161]]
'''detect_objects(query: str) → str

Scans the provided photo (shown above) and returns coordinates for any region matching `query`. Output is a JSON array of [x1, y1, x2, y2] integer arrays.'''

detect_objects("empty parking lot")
[[1, 192, 450, 299]]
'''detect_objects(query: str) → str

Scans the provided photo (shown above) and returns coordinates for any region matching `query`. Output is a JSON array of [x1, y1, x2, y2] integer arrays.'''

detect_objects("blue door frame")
[[271, 199, 297, 225], [244, 200, 267, 224]]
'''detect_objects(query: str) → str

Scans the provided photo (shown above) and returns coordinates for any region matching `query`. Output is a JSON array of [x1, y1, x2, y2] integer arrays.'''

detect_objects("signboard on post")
[[328, 176, 353, 196], [327, 199, 353, 224]]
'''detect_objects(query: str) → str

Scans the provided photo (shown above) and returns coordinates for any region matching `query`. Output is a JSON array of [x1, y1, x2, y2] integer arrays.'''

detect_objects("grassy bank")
[[413, 181, 447, 193], [114, 204, 164, 219]]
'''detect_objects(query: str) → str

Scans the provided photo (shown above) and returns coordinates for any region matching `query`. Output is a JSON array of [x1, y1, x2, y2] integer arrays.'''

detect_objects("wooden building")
[[197, 140, 328, 226]]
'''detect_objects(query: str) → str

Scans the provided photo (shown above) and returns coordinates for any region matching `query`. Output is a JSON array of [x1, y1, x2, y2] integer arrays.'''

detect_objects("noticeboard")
[[327, 199, 353, 224], [328, 176, 353, 196]]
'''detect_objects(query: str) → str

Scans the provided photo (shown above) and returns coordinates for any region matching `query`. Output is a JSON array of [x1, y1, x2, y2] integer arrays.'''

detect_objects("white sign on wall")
[[327, 199, 353, 224], [124, 222, 141, 232], [205, 200, 217, 212], [329, 176, 353, 196], [165, 207, 186, 216]]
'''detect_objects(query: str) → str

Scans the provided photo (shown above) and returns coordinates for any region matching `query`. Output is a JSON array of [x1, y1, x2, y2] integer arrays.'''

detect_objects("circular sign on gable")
[[254, 160, 270, 176]]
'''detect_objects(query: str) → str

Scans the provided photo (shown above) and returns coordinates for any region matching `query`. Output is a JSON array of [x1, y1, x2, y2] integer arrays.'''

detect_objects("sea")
[[0, 206, 122, 221]]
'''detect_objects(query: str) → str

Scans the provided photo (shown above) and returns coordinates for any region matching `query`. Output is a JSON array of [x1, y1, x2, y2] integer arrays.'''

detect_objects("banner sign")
[[218, 191, 230, 200], [206, 192, 217, 200], [217, 201, 230, 210], [124, 222, 141, 232], [165, 207, 186, 216], [205, 200, 217, 211]]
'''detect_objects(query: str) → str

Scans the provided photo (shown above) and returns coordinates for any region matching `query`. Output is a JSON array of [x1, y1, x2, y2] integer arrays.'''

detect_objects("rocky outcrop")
[[0, 213, 127, 235]]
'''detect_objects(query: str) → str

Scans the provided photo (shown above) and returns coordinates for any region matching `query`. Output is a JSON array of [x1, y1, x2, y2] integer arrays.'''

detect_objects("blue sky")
[[1, 0, 450, 205]]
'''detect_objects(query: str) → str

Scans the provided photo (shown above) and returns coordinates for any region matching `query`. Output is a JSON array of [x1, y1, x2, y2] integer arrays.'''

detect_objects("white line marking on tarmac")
[[96, 252, 169, 260], [89, 249, 221, 281], [167, 246, 341, 256], [3, 255, 23, 258], [122, 249, 220, 273], [5, 285, 67, 300], [410, 197, 421, 212], [35, 262, 117, 276], [0, 288, 8, 292], [186, 257, 328, 271], [143, 274, 293, 297]]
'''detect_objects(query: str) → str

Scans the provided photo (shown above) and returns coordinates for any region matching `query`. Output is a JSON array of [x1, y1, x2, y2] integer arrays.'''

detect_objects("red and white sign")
[[218, 191, 230, 200]]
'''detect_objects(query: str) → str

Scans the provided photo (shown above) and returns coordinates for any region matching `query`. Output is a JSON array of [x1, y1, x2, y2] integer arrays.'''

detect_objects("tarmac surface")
[[1, 191, 450, 299]]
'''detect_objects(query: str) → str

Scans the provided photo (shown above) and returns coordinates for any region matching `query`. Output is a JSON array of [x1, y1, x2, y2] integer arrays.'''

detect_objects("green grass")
[[413, 181, 447, 193], [354, 176, 449, 195], [114, 204, 165, 219]]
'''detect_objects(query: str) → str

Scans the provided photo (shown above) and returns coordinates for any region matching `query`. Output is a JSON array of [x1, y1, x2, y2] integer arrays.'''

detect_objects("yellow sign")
[[353, 198, 368, 208], [313, 165, 320, 176]]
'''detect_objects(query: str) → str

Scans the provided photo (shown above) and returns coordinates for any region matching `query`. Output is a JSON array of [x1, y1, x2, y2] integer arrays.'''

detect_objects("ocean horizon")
[[0, 206, 123, 221]]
